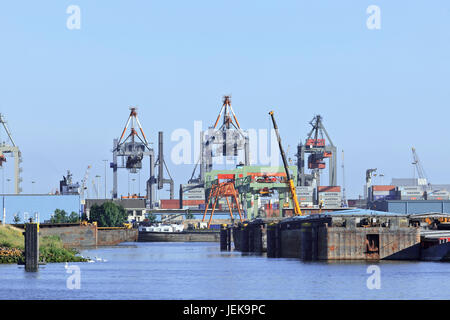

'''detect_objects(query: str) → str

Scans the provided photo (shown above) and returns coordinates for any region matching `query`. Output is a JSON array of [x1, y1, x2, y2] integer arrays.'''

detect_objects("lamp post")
[[31, 181, 35, 194]]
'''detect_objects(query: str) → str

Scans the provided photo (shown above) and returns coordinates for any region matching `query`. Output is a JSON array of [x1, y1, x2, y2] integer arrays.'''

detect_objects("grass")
[[0, 225, 88, 264]]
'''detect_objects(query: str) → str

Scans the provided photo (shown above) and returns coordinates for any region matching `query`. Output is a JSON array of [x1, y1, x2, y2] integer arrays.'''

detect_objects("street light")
[[6, 179, 10, 194], [131, 178, 136, 195], [31, 181, 35, 194]]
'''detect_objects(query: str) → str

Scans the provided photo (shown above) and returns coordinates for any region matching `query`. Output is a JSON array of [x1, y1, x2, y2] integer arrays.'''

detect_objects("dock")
[[225, 210, 450, 261]]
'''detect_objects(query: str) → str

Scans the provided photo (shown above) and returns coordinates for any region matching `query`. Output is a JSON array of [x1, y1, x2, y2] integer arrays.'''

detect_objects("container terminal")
[[0, 96, 449, 261]]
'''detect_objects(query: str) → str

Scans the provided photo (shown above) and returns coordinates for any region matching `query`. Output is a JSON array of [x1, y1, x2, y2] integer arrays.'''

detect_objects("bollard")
[[240, 224, 249, 253], [266, 224, 276, 258], [220, 224, 228, 251], [254, 225, 263, 254], [274, 224, 281, 258], [248, 225, 254, 252], [23, 223, 39, 272], [226, 226, 232, 251]]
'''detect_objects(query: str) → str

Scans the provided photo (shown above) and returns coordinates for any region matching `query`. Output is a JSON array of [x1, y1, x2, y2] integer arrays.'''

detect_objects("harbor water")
[[0, 242, 449, 300]]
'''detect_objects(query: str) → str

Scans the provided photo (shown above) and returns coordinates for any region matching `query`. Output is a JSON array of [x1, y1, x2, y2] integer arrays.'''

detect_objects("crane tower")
[[0, 114, 22, 194], [296, 115, 337, 187]]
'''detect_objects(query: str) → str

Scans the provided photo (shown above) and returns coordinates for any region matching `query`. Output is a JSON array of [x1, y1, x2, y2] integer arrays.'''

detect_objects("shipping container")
[[160, 199, 180, 209], [372, 185, 396, 191], [318, 186, 341, 192]]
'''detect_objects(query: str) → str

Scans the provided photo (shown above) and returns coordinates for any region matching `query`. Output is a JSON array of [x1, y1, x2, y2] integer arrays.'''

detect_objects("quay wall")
[[39, 225, 137, 248]]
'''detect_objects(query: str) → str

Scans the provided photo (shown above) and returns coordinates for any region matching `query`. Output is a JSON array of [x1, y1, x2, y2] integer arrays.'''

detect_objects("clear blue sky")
[[0, 1, 449, 199]]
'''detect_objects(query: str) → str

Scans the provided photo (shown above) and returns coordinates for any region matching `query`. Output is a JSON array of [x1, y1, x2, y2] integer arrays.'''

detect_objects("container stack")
[[296, 186, 315, 207], [398, 186, 425, 200], [181, 184, 206, 209], [370, 185, 398, 201], [427, 190, 450, 200], [318, 186, 341, 208]]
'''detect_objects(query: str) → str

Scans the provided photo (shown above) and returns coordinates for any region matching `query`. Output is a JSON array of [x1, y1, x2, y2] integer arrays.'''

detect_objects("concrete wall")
[[97, 229, 138, 246], [39, 225, 137, 248], [280, 229, 301, 258], [318, 226, 420, 260], [40, 225, 97, 247]]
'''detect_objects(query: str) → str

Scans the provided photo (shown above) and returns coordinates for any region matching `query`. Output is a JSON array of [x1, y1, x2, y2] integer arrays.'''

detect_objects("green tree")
[[89, 202, 127, 227], [50, 209, 69, 223], [68, 211, 80, 223], [50, 209, 80, 223], [185, 212, 194, 220], [13, 214, 20, 224], [146, 213, 157, 223]]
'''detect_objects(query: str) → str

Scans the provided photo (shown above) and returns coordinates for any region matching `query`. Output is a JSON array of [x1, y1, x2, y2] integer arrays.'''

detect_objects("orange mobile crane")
[[269, 111, 302, 216]]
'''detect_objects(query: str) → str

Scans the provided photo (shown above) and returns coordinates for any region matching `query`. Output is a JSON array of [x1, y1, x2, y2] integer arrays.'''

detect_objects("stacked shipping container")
[[318, 186, 341, 207], [296, 186, 314, 207]]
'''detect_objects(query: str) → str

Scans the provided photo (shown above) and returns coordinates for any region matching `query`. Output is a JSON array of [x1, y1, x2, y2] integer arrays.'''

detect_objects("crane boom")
[[411, 147, 428, 183], [269, 111, 302, 216]]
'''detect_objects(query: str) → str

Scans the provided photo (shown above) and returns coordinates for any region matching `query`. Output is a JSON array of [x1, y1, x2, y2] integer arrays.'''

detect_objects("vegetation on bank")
[[49, 209, 80, 224], [0, 225, 88, 264], [87, 202, 128, 227]]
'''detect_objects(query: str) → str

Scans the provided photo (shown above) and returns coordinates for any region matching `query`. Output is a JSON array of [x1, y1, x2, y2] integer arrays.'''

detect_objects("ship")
[[138, 223, 220, 242]]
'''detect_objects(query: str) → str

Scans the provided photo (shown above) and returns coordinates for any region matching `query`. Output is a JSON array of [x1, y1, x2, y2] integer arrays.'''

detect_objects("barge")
[[138, 223, 220, 242]]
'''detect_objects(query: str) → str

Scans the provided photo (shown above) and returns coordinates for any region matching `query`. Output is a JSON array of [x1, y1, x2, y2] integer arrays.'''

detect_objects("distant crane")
[[411, 147, 429, 188], [365, 168, 377, 201], [0, 114, 22, 194], [92, 179, 99, 198], [80, 165, 91, 201], [341, 150, 348, 207]]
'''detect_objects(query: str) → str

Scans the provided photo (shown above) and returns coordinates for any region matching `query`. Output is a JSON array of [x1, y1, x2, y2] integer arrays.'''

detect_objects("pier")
[[223, 210, 450, 261]]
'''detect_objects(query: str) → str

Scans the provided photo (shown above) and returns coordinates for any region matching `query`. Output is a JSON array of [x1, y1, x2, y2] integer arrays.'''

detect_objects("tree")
[[50, 209, 69, 223], [89, 202, 127, 227], [185, 212, 194, 220], [68, 211, 80, 223], [146, 213, 157, 224], [50, 209, 80, 223], [13, 214, 20, 224]]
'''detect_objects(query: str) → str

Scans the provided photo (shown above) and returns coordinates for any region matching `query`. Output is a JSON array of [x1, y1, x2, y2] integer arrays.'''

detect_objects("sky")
[[0, 1, 449, 200]]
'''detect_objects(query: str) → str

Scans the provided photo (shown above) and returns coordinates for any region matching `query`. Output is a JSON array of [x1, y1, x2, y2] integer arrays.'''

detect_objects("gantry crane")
[[189, 96, 250, 184], [296, 115, 337, 188], [0, 113, 22, 194], [269, 111, 302, 216], [112, 107, 155, 206], [111, 107, 173, 208]]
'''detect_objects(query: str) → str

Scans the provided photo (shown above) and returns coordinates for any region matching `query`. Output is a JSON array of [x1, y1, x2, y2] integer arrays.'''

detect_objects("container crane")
[[411, 147, 429, 188], [296, 115, 337, 188], [0, 113, 22, 194], [269, 111, 302, 216], [80, 165, 91, 200]]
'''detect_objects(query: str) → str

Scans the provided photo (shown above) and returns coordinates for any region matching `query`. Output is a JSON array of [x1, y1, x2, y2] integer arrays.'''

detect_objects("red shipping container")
[[372, 185, 396, 191], [160, 199, 180, 209], [182, 200, 205, 206], [318, 186, 341, 192]]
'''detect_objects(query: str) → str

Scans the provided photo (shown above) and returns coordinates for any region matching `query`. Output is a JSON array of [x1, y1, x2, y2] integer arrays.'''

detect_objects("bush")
[[89, 202, 127, 227]]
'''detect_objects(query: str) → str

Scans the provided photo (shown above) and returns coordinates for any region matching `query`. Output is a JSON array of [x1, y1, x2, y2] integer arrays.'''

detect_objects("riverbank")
[[0, 225, 87, 264]]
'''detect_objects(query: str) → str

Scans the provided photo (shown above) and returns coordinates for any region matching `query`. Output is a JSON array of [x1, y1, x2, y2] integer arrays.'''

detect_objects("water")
[[0, 242, 449, 300]]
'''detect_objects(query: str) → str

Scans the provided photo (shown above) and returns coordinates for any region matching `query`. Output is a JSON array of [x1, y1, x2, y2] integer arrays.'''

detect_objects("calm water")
[[0, 242, 449, 300]]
